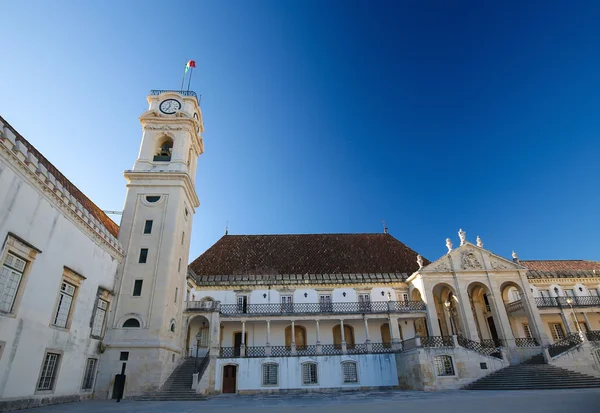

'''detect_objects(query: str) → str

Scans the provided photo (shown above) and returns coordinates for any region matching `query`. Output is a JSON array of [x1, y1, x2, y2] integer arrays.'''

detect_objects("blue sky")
[[1, 1, 598, 262]]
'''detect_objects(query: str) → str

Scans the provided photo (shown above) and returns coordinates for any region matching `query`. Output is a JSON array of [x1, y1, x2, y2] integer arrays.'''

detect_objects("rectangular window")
[[133, 280, 143, 297], [178, 258, 181, 273], [319, 294, 332, 312], [523, 324, 532, 339], [139, 248, 148, 263], [120, 351, 129, 361], [342, 362, 358, 383], [52, 282, 75, 328], [37, 352, 61, 391], [91, 299, 108, 337], [302, 363, 318, 385], [434, 355, 455, 376], [262, 363, 278, 386], [174, 287, 178, 303], [237, 295, 248, 313], [0, 252, 26, 313], [81, 358, 97, 390], [550, 323, 565, 341], [402, 293, 409, 302], [182, 232, 185, 245], [358, 293, 370, 311], [143, 220, 153, 234], [281, 295, 293, 312]]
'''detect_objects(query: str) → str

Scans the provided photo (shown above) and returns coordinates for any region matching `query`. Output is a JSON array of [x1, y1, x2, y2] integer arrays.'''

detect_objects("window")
[[120, 352, 129, 361], [358, 293, 370, 311], [170, 322, 175, 332], [434, 355, 455, 376], [262, 363, 278, 386], [52, 282, 75, 328], [564, 289, 575, 297], [237, 295, 248, 313], [133, 280, 143, 296], [182, 232, 185, 245], [81, 358, 97, 390], [319, 294, 332, 312], [550, 323, 565, 341], [302, 363, 318, 385], [281, 295, 293, 312], [402, 293, 409, 302], [185, 208, 189, 217], [342, 362, 358, 383], [154, 137, 173, 161], [143, 220, 153, 234], [139, 248, 148, 263], [539, 289, 550, 297], [91, 299, 108, 337], [172, 354, 175, 362], [178, 258, 181, 272], [523, 324, 532, 339], [123, 318, 140, 328], [0, 252, 26, 313], [174, 287, 178, 303], [37, 352, 61, 391], [145, 196, 160, 203]]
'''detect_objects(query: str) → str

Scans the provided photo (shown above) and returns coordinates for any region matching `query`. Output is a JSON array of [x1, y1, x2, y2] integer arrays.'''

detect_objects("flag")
[[185, 60, 196, 73]]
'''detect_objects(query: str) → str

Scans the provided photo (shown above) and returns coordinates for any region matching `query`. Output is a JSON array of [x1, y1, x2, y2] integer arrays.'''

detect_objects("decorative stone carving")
[[446, 238, 453, 253], [461, 250, 482, 270], [490, 260, 508, 270], [458, 228, 466, 246], [476, 235, 483, 248], [434, 261, 451, 271], [512, 251, 519, 260], [417, 255, 423, 269]]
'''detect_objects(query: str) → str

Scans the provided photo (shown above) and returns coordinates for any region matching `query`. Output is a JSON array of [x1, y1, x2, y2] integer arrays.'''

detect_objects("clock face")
[[159, 99, 181, 114]]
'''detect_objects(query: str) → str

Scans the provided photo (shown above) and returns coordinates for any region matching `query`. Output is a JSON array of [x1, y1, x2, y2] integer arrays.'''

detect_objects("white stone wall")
[[0, 141, 121, 400], [215, 354, 398, 392]]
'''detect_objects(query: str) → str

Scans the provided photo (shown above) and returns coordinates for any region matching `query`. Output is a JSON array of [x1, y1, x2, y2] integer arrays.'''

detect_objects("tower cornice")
[[123, 170, 200, 208]]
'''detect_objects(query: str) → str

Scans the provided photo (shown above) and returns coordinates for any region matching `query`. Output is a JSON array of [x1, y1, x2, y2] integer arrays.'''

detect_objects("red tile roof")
[[189, 233, 427, 285], [1, 116, 119, 237], [521, 260, 600, 272]]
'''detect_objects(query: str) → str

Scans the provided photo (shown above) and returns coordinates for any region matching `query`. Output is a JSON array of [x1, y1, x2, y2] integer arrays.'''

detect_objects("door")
[[358, 293, 371, 312], [319, 294, 332, 312], [237, 296, 248, 313], [233, 332, 247, 356], [487, 316, 500, 345], [222, 365, 237, 393], [281, 295, 293, 313]]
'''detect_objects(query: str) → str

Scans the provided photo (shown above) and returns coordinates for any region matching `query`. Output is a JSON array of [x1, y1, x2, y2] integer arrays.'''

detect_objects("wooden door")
[[222, 365, 236, 393]]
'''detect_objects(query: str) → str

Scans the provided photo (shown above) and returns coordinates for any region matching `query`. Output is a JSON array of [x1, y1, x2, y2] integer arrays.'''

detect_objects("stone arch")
[[285, 325, 307, 348], [154, 135, 174, 161], [432, 282, 463, 337], [186, 314, 210, 357], [410, 286, 423, 302], [333, 324, 355, 348], [499, 281, 524, 303], [117, 313, 145, 328], [467, 281, 503, 344]]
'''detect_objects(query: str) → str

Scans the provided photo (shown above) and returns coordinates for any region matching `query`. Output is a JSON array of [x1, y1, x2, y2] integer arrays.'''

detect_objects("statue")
[[476, 235, 483, 248], [417, 255, 423, 269], [446, 238, 453, 253], [512, 250, 519, 259], [458, 228, 466, 246]]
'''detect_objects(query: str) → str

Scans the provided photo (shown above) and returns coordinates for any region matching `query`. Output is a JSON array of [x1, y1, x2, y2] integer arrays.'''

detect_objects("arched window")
[[341, 361, 358, 383], [381, 322, 404, 347], [333, 324, 355, 349], [123, 318, 140, 328], [434, 355, 455, 376], [301, 362, 318, 385], [262, 363, 278, 386], [170, 322, 175, 333], [154, 137, 173, 161], [285, 325, 307, 348], [145, 195, 161, 203]]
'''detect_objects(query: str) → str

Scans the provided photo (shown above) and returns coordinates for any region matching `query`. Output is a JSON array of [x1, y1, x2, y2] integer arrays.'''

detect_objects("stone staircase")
[[464, 363, 600, 390], [134, 358, 207, 401]]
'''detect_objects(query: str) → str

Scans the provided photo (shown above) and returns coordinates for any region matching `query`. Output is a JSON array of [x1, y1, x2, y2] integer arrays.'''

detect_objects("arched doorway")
[[468, 282, 501, 345], [186, 315, 210, 358], [222, 364, 237, 393], [500, 281, 540, 346], [333, 324, 355, 349], [285, 325, 307, 348], [432, 283, 464, 337], [380, 322, 404, 347]]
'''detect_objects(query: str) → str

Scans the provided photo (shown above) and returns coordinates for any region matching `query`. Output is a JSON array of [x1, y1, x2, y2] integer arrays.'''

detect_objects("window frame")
[[81, 357, 98, 391], [133, 279, 143, 297], [139, 248, 148, 264], [0, 252, 26, 314], [51, 281, 76, 329], [434, 355, 455, 377], [35, 350, 63, 394], [143, 220, 153, 234], [341, 361, 358, 384], [523, 323, 532, 339], [90, 298, 109, 339], [301, 362, 318, 385], [122, 318, 141, 328], [261, 363, 279, 387]]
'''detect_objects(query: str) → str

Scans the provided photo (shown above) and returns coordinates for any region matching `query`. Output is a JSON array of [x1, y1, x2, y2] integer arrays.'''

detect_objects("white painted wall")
[[215, 354, 398, 392]]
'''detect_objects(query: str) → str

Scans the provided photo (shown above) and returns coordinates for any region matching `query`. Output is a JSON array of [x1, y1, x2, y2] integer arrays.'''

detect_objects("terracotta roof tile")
[[1, 116, 119, 237], [521, 260, 600, 272], [189, 233, 427, 286]]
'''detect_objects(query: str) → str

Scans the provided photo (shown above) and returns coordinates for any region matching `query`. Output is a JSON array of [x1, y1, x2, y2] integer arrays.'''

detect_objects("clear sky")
[[1, 1, 599, 263]]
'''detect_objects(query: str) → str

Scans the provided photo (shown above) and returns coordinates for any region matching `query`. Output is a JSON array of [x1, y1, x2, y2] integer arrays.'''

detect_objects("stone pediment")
[[420, 242, 524, 273]]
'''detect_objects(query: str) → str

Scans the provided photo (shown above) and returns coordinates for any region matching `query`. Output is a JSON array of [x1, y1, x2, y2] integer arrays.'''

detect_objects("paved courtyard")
[[23, 389, 600, 413]]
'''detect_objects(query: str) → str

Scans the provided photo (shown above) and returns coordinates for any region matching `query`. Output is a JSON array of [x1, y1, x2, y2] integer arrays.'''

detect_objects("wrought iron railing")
[[515, 337, 540, 347], [421, 336, 454, 348], [547, 333, 583, 358], [149, 89, 199, 98], [457, 336, 502, 359], [480, 338, 504, 348], [270, 346, 292, 357], [246, 346, 266, 357], [371, 342, 395, 353], [321, 344, 344, 355], [218, 300, 426, 316], [346, 344, 368, 354], [197, 350, 210, 377], [296, 345, 317, 356], [185, 300, 219, 312], [535, 296, 600, 308], [586, 330, 600, 342], [219, 347, 241, 358], [505, 300, 524, 313]]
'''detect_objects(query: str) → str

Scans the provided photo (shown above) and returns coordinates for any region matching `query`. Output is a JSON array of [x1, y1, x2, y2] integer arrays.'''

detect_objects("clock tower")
[[98, 90, 204, 396]]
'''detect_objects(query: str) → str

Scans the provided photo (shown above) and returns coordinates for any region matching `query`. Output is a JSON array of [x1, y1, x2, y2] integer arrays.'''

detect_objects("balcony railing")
[[547, 333, 583, 358], [185, 300, 219, 312], [585, 330, 600, 342], [149, 89, 199, 99], [535, 296, 600, 308], [515, 337, 539, 347], [218, 300, 426, 316], [505, 300, 524, 313]]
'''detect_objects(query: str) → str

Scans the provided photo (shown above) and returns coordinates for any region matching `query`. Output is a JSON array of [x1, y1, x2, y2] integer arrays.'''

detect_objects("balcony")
[[150, 89, 199, 99], [505, 296, 600, 313], [218, 300, 426, 317]]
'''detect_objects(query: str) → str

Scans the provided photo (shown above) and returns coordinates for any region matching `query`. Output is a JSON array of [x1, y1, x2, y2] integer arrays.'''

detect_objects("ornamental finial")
[[458, 228, 466, 246], [476, 235, 483, 248]]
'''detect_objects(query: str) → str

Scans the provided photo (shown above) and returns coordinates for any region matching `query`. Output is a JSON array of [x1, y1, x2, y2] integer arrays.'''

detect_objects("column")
[[518, 275, 551, 346], [363, 317, 373, 352], [291, 320, 297, 355], [340, 319, 347, 353], [240, 321, 246, 357], [454, 284, 481, 342], [315, 320, 322, 354], [209, 312, 221, 356], [265, 320, 271, 356], [486, 292, 516, 347], [389, 315, 402, 351], [423, 286, 442, 337], [582, 312, 591, 332], [559, 308, 572, 335]]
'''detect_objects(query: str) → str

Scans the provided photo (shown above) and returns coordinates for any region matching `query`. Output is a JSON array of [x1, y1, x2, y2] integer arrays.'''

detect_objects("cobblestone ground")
[[26, 389, 600, 413]]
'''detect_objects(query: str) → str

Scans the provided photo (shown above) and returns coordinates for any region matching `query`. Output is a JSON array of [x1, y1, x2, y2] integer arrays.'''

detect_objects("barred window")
[[81, 358, 97, 390], [91, 299, 108, 337], [302, 362, 318, 385], [434, 355, 454, 376], [342, 361, 358, 383], [37, 352, 61, 391], [262, 363, 278, 386], [0, 252, 26, 313], [53, 282, 76, 328]]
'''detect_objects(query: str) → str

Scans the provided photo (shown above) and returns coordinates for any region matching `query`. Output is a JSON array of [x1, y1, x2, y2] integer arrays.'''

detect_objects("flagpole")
[[180, 60, 187, 91], [187, 67, 194, 92]]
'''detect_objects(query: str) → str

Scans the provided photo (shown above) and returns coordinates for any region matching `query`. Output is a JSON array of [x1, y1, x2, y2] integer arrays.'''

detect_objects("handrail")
[[505, 300, 524, 313], [547, 333, 583, 358], [535, 296, 600, 308], [457, 336, 502, 359], [197, 350, 210, 377], [586, 330, 600, 342]]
